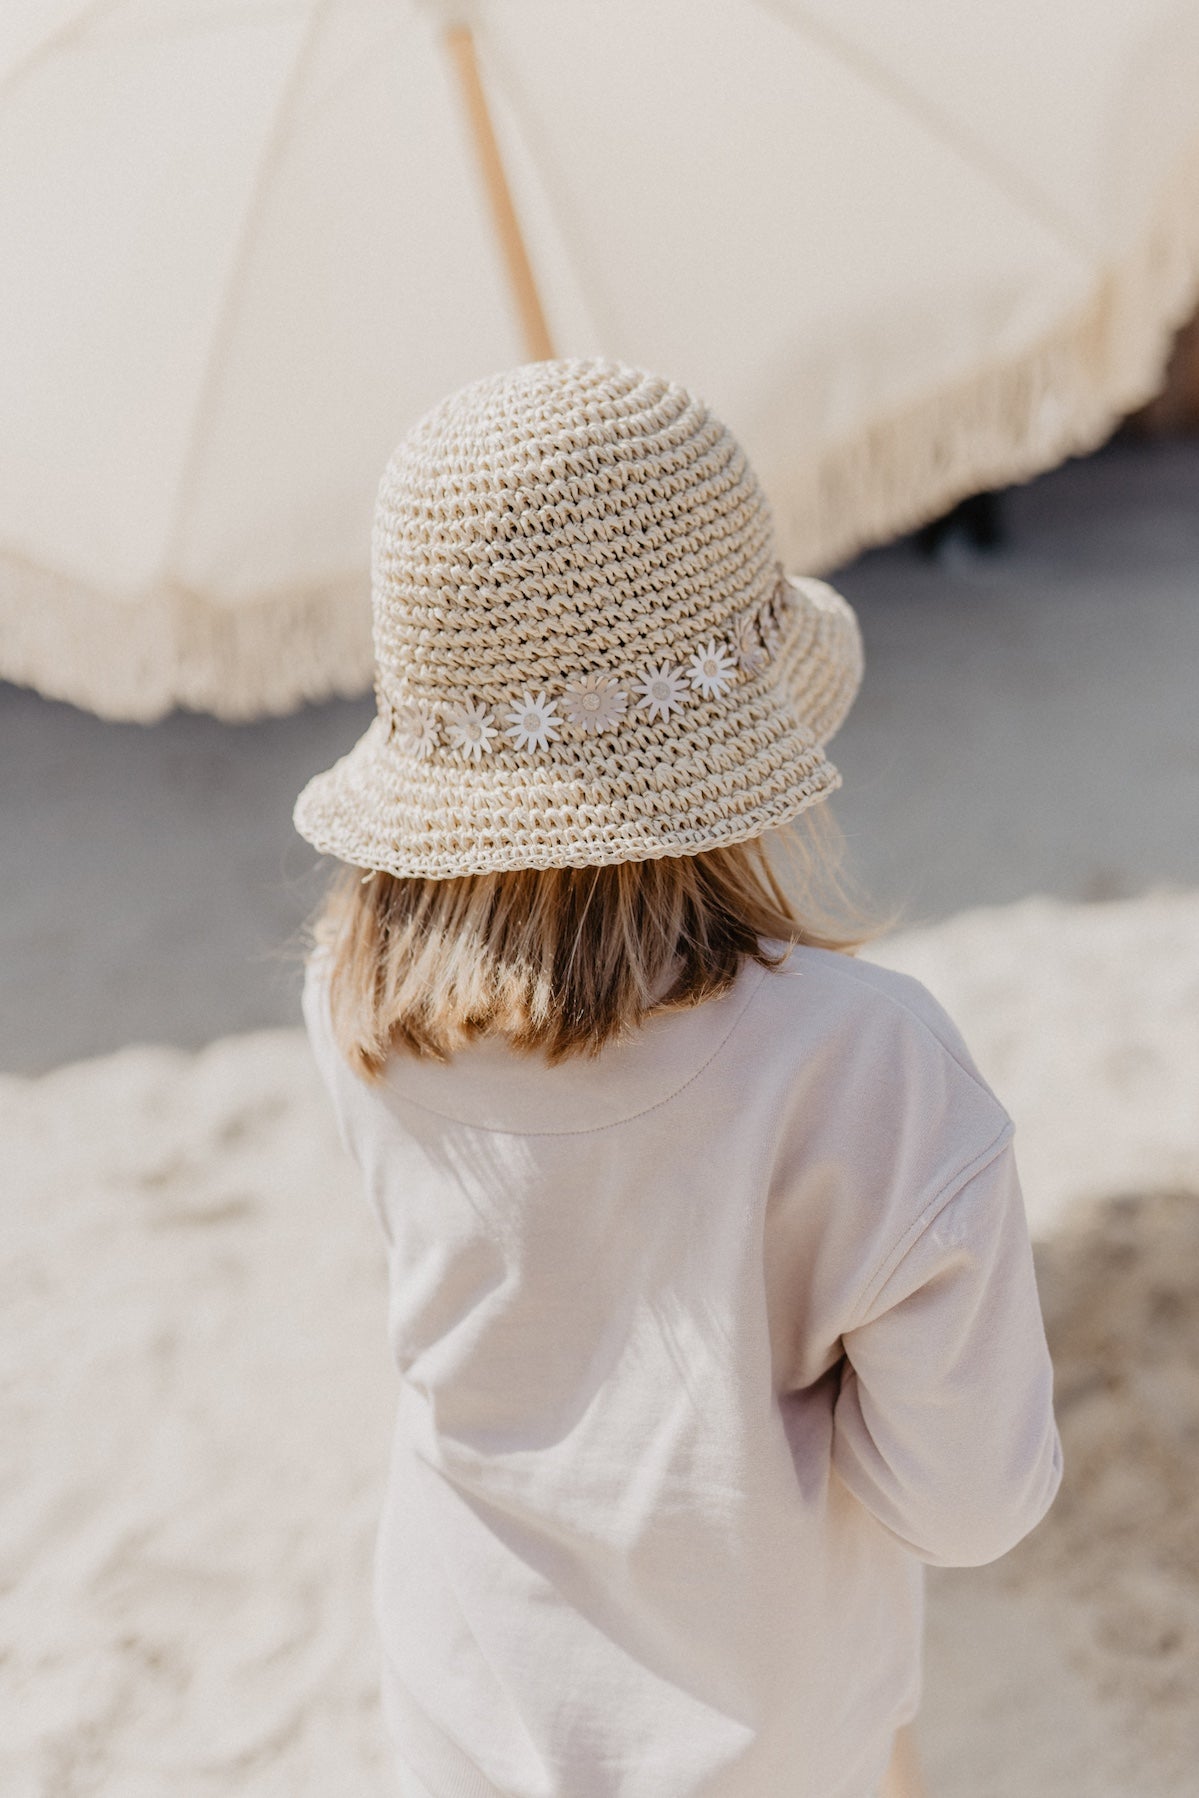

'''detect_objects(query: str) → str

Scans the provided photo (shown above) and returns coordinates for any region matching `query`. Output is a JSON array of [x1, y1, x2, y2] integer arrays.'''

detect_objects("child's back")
[[305, 941, 1059, 1798]]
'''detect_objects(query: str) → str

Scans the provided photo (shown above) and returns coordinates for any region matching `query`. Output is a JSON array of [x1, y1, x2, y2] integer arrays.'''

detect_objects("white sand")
[[867, 890, 1199, 1233], [5, 892, 1198, 1797]]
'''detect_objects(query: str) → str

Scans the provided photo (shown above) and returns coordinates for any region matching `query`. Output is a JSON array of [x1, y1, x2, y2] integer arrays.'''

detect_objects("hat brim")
[[775, 575, 863, 746], [294, 573, 862, 881]]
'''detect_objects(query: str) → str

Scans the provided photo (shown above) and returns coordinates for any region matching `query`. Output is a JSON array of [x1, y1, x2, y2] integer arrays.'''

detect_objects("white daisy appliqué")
[[560, 672, 628, 735], [764, 622, 783, 659], [687, 639, 737, 700], [758, 584, 794, 657], [445, 699, 498, 763], [394, 700, 440, 759], [733, 619, 769, 678], [635, 663, 689, 722], [505, 691, 560, 753]]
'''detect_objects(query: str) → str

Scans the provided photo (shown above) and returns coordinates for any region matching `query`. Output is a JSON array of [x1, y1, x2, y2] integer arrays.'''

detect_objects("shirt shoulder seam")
[[844, 1119, 1016, 1330], [797, 951, 1001, 1107]]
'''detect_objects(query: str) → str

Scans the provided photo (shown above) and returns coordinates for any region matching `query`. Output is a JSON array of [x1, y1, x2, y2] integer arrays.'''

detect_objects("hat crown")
[[369, 359, 778, 718], [294, 359, 863, 880]]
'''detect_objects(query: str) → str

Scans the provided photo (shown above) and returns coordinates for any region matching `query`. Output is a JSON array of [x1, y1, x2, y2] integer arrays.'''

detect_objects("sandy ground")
[[3, 437, 1199, 1075], [5, 891, 1198, 1798]]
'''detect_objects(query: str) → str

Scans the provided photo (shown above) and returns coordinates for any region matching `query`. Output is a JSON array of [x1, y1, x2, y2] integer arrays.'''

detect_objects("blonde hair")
[[311, 812, 875, 1079]]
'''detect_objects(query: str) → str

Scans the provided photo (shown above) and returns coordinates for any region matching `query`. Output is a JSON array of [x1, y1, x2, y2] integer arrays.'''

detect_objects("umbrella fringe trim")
[[0, 553, 374, 723], [778, 126, 1199, 572]]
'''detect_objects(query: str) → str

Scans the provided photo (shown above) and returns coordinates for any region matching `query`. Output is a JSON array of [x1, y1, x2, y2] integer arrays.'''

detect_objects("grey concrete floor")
[[832, 437, 1199, 917], [3, 437, 1197, 1075]]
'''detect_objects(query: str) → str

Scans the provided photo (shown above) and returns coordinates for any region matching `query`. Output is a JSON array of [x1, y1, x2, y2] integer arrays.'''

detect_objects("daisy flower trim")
[[505, 691, 560, 753], [394, 699, 440, 759], [757, 586, 793, 657], [687, 638, 737, 700], [733, 618, 770, 677], [445, 699, 499, 763], [635, 663, 690, 722], [560, 672, 628, 735], [379, 598, 805, 764]]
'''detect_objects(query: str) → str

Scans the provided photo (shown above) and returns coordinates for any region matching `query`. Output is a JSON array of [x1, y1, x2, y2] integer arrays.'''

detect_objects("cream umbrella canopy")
[[3, 0, 1199, 721]]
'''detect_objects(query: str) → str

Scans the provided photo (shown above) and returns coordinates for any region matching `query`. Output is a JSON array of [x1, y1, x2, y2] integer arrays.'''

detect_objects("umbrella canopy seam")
[[156, 0, 331, 590], [756, 0, 1101, 263], [0, 0, 122, 99]]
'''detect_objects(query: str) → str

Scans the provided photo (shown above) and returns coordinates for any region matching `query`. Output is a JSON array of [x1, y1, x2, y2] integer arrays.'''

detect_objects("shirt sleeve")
[[831, 1136, 1063, 1567]]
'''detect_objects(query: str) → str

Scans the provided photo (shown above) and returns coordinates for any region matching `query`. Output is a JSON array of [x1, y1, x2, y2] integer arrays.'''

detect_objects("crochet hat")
[[294, 359, 863, 880]]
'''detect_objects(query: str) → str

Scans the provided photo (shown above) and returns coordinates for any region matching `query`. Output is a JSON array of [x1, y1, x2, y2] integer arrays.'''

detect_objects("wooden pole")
[[880, 1724, 927, 1798], [444, 24, 556, 363]]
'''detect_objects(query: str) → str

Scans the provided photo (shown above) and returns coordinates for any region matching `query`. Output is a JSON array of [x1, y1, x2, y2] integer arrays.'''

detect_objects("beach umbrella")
[[3, 0, 1199, 721]]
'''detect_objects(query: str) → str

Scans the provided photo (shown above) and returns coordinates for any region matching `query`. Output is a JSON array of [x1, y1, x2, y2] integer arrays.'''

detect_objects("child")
[[294, 360, 1062, 1798]]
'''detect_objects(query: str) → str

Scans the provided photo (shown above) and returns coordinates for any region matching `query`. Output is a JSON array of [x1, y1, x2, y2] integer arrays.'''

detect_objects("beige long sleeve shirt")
[[304, 943, 1062, 1798]]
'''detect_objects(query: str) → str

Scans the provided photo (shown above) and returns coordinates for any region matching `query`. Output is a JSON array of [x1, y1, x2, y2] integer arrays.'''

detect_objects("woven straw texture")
[[294, 361, 862, 880]]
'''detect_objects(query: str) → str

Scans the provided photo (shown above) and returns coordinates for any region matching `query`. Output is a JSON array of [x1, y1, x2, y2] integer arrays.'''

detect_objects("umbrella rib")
[[757, 0, 1099, 266], [0, 0, 306, 95], [0, 0, 126, 96], [159, 0, 333, 586]]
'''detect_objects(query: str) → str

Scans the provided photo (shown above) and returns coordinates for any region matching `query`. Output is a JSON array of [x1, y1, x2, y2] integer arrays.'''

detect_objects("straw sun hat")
[[294, 360, 863, 880]]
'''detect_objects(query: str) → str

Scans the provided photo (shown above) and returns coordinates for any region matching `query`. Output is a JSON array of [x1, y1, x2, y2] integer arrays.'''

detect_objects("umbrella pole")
[[444, 25, 556, 363], [880, 1724, 927, 1798]]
